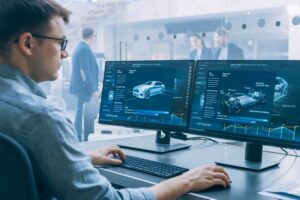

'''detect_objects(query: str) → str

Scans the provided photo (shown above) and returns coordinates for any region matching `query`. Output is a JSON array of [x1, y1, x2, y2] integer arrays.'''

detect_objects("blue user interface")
[[99, 60, 194, 130], [189, 61, 300, 143]]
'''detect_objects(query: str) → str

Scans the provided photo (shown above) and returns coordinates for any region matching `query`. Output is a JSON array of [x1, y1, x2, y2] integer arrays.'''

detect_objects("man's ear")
[[17, 32, 35, 56]]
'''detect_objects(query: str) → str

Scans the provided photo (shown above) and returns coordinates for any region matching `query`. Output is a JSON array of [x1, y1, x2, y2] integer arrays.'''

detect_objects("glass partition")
[[48, 0, 300, 141]]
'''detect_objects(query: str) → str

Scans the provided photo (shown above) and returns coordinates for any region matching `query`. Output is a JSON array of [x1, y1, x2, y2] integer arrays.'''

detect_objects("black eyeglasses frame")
[[14, 33, 68, 51]]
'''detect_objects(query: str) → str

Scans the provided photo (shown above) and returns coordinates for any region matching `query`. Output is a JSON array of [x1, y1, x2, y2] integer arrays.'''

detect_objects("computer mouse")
[[206, 184, 229, 191]]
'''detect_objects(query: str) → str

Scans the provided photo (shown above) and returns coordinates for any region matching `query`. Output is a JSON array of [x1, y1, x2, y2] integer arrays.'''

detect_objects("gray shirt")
[[0, 64, 155, 200]]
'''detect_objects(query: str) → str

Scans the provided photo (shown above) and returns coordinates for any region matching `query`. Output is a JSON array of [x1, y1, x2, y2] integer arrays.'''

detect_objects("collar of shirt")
[[0, 64, 46, 98], [196, 49, 202, 60], [218, 46, 228, 60]]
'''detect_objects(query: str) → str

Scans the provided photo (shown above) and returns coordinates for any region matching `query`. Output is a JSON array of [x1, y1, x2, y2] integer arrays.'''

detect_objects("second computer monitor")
[[188, 60, 300, 170], [189, 60, 300, 146]]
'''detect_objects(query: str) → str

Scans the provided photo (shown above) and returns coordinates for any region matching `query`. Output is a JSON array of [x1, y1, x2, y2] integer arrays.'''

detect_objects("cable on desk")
[[170, 132, 219, 143], [221, 141, 244, 146], [253, 148, 298, 188], [265, 147, 296, 166], [273, 147, 290, 165], [278, 153, 289, 164], [276, 150, 298, 180], [188, 136, 219, 143], [293, 149, 298, 157], [264, 147, 300, 158], [280, 147, 288, 155]]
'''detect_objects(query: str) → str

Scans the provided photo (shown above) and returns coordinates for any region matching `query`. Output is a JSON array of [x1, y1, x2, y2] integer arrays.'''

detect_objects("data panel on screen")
[[99, 60, 193, 130], [189, 61, 300, 144]]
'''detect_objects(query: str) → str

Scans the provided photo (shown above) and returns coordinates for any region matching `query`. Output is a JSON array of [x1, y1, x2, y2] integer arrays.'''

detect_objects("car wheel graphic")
[[233, 103, 242, 114], [145, 90, 150, 99]]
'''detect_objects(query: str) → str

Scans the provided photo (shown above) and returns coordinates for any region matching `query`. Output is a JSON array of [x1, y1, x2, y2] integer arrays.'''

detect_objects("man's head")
[[189, 33, 205, 50], [0, 0, 71, 82], [214, 28, 229, 48], [82, 27, 94, 39], [82, 27, 95, 46]]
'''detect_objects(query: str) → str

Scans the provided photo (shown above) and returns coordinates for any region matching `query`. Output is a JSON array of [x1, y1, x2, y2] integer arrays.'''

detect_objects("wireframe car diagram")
[[133, 81, 165, 99], [222, 90, 266, 114], [274, 77, 288, 102]]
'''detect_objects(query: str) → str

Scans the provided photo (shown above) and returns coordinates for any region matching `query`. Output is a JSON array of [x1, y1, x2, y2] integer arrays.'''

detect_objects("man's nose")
[[61, 50, 68, 59]]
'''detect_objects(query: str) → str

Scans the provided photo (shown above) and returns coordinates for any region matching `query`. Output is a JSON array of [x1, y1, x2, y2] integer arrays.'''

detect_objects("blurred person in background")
[[70, 27, 99, 141], [189, 33, 213, 60], [213, 27, 245, 60]]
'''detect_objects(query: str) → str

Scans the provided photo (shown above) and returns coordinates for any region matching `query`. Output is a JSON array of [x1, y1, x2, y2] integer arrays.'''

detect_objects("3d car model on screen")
[[274, 77, 288, 102], [222, 90, 266, 114], [133, 81, 165, 99]]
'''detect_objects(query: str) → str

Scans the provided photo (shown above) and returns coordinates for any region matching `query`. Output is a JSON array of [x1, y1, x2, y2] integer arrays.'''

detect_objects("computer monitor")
[[188, 60, 300, 171], [99, 60, 194, 153]]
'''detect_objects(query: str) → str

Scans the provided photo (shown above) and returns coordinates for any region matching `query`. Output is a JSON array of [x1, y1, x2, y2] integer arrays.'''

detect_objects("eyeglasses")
[[14, 33, 68, 51], [31, 34, 68, 51]]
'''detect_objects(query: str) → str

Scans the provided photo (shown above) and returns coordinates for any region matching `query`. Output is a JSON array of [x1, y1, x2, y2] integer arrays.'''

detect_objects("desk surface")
[[80, 135, 299, 200]]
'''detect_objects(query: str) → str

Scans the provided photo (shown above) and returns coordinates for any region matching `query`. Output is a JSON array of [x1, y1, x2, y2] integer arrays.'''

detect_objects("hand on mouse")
[[150, 164, 230, 200], [181, 164, 231, 192], [88, 146, 125, 165]]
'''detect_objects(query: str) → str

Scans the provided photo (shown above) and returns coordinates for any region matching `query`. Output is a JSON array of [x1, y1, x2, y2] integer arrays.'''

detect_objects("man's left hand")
[[88, 146, 125, 165]]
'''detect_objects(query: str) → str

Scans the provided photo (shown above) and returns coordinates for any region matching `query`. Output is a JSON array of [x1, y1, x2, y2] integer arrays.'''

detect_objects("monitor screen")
[[99, 60, 194, 131], [189, 60, 300, 149]]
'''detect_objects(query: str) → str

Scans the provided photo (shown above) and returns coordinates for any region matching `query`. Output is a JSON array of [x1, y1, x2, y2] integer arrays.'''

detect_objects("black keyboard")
[[120, 155, 189, 178]]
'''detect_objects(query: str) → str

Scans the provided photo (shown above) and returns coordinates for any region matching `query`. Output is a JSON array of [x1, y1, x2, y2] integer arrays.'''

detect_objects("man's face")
[[214, 33, 225, 48], [190, 36, 202, 50], [30, 16, 68, 82]]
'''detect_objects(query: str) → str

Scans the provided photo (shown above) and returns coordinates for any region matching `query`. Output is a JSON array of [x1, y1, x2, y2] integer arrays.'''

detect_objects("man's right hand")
[[149, 164, 230, 200], [181, 164, 230, 192]]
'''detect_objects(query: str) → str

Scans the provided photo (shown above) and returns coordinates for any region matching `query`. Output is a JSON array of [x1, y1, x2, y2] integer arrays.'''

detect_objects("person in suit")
[[189, 33, 213, 60], [69, 27, 99, 141], [213, 27, 245, 60]]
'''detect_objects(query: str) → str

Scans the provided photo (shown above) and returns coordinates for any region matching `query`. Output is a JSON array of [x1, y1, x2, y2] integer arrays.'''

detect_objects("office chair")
[[0, 132, 39, 200]]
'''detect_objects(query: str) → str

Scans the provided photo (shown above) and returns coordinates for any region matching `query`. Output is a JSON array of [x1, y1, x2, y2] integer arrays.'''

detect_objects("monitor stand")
[[215, 143, 279, 171], [118, 130, 191, 154]]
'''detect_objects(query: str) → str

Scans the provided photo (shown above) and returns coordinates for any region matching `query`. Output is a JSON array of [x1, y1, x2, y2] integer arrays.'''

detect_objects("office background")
[[43, 0, 300, 139], [33, 1, 300, 199]]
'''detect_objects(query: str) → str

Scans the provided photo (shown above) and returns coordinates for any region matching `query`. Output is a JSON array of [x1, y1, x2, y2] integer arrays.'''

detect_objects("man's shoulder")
[[75, 42, 91, 51], [0, 79, 62, 118], [229, 43, 242, 51], [0, 81, 71, 141], [228, 43, 244, 59], [72, 43, 92, 58]]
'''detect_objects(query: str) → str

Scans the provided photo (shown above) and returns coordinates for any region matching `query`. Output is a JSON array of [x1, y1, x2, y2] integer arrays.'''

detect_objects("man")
[[70, 27, 99, 142], [213, 27, 245, 60], [0, 0, 230, 199], [189, 33, 213, 60]]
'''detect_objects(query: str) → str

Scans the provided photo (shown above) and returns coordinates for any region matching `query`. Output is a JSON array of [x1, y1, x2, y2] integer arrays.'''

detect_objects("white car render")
[[133, 81, 165, 99]]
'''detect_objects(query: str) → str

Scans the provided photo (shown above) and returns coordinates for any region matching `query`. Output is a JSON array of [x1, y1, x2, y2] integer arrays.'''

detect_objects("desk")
[[80, 135, 299, 200]]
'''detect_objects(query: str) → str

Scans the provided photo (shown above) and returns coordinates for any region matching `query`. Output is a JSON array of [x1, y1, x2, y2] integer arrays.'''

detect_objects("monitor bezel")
[[98, 60, 195, 133], [186, 60, 300, 150], [188, 127, 300, 150]]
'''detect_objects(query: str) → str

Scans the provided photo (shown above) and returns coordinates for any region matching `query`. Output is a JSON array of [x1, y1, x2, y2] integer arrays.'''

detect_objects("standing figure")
[[189, 33, 213, 60], [213, 27, 245, 60], [70, 27, 99, 141]]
